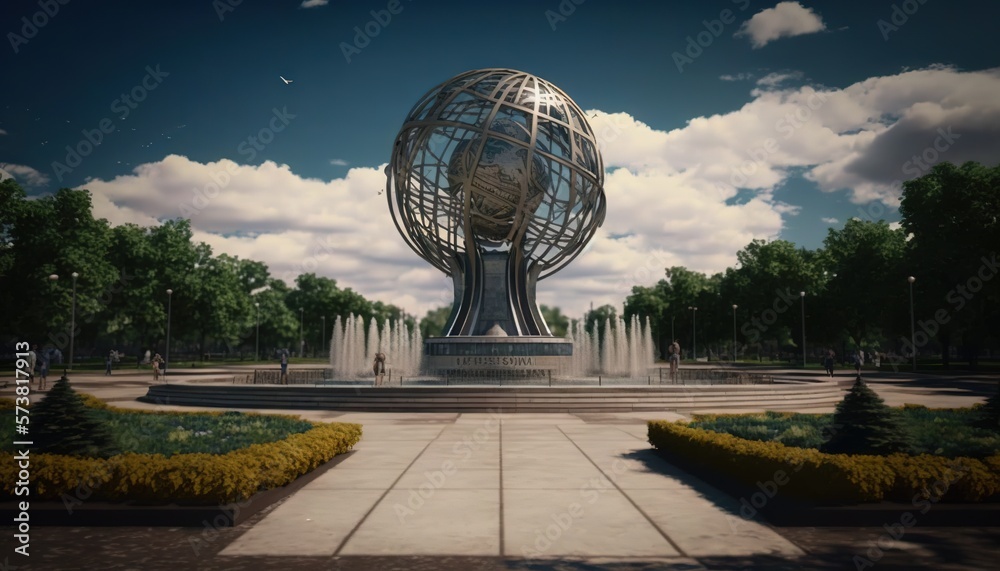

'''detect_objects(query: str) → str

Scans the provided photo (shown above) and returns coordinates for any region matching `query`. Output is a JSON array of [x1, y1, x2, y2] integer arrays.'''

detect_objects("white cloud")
[[0, 129, 7, 135], [736, 1, 826, 48], [299, 0, 328, 8], [77, 65, 1000, 318], [756, 71, 803, 88], [0, 162, 50, 186], [329, 158, 349, 166], [822, 217, 838, 224], [720, 73, 754, 82]]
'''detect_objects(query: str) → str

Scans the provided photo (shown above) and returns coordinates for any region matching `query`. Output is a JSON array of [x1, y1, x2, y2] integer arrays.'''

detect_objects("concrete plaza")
[[1, 365, 998, 569]]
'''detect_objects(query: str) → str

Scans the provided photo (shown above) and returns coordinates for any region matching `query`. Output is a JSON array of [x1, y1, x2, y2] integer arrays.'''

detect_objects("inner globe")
[[446, 117, 549, 244]]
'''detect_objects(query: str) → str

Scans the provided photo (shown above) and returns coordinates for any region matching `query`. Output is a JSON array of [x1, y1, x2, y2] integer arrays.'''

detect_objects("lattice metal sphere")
[[386, 68, 606, 281]]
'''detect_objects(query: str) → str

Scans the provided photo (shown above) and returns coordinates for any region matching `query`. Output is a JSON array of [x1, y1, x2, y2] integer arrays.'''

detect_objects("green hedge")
[[1, 396, 362, 503], [648, 420, 1000, 504]]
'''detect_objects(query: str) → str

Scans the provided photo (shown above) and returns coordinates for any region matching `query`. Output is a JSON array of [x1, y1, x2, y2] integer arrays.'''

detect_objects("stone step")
[[142, 383, 845, 412]]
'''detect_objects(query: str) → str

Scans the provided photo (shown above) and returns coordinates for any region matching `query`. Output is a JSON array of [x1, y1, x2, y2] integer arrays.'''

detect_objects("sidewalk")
[[2, 366, 997, 569], [218, 412, 801, 563]]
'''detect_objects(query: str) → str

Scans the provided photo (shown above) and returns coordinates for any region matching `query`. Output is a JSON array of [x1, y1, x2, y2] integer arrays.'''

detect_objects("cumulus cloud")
[[299, 0, 328, 8], [822, 217, 838, 224], [0, 162, 50, 186], [736, 2, 826, 48], [78, 65, 1000, 317], [329, 158, 349, 166]]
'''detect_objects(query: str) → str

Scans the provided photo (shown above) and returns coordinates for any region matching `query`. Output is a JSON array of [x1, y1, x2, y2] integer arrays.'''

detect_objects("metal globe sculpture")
[[387, 68, 606, 337]]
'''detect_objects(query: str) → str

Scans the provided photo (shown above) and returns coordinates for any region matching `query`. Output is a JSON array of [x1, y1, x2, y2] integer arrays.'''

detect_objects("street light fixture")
[[165, 288, 173, 381], [908, 276, 916, 372], [70, 272, 78, 370], [800, 291, 806, 368], [687, 306, 697, 361], [299, 307, 304, 358], [732, 304, 738, 364], [254, 301, 260, 362], [321, 316, 326, 360]]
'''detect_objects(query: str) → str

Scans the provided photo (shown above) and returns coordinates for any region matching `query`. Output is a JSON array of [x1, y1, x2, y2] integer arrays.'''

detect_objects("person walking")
[[853, 349, 864, 375], [105, 351, 114, 376], [823, 349, 835, 377]]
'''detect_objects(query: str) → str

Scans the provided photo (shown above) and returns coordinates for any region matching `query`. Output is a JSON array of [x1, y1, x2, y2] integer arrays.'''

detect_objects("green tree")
[[420, 305, 452, 338], [539, 305, 569, 337], [820, 219, 907, 351], [33, 374, 117, 458], [0, 188, 117, 354], [821, 377, 912, 455], [899, 161, 1000, 368]]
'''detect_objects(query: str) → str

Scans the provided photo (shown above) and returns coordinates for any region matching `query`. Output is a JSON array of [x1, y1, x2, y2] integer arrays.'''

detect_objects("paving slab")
[[218, 489, 385, 557], [504, 489, 680, 559], [340, 489, 501, 556]]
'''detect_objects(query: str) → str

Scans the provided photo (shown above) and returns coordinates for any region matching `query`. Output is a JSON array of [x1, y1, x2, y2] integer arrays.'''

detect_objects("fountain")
[[329, 314, 423, 379], [567, 315, 655, 377]]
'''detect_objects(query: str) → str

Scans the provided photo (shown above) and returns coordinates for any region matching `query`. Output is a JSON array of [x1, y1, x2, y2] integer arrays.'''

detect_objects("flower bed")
[[0, 397, 361, 504], [648, 420, 1000, 504]]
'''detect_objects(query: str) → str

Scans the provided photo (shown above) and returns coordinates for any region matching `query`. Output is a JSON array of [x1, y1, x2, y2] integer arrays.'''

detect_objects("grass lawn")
[[689, 407, 1000, 457]]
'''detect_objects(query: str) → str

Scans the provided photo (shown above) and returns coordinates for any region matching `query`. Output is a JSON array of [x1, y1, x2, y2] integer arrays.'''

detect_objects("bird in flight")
[[280, 76, 293, 85]]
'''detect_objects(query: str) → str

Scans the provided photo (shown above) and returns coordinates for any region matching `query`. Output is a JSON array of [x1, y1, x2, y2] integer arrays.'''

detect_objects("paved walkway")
[[218, 412, 801, 564], [2, 366, 998, 569]]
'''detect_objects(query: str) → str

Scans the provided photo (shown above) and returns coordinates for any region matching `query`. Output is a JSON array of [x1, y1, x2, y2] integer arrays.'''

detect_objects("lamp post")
[[670, 315, 675, 343], [732, 304, 738, 364], [165, 288, 173, 380], [321, 316, 326, 359], [69, 271, 78, 369], [908, 276, 916, 372], [800, 291, 806, 368], [299, 307, 304, 358], [687, 306, 697, 361], [254, 302, 260, 362]]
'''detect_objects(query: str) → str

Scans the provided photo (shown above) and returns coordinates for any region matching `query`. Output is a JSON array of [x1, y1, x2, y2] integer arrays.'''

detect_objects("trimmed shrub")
[[0, 421, 362, 503], [822, 376, 912, 455], [648, 420, 1000, 504]]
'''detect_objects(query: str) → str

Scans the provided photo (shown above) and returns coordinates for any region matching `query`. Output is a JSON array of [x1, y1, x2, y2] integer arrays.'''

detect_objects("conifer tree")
[[821, 376, 912, 455], [33, 375, 117, 457]]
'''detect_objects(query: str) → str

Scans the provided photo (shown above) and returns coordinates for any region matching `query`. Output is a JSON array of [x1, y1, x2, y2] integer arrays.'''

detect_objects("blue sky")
[[3, 0, 999, 316]]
